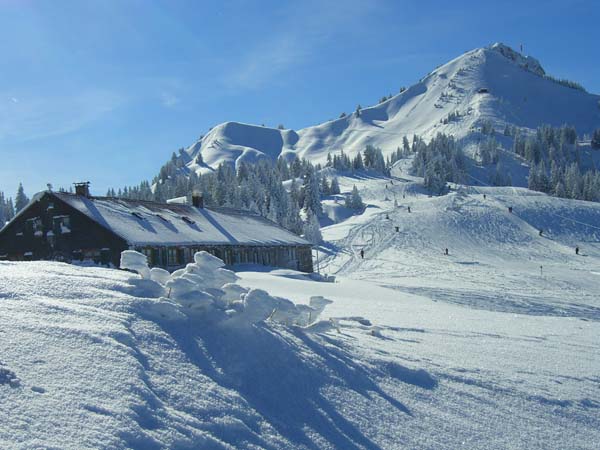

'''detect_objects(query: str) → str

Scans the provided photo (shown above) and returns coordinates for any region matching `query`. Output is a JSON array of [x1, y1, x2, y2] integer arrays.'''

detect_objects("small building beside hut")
[[0, 183, 313, 272]]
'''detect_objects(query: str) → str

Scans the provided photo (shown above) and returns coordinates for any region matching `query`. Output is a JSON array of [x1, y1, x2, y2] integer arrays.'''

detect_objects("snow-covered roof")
[[52, 192, 309, 247]]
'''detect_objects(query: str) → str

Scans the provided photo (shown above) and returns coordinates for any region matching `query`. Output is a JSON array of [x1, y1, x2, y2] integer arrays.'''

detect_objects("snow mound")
[[120, 250, 150, 279], [121, 250, 333, 328]]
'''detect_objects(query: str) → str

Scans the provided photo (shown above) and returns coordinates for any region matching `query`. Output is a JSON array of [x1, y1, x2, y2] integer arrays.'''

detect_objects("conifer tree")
[[592, 129, 600, 149], [330, 177, 341, 195], [15, 183, 29, 212], [320, 177, 330, 196], [345, 185, 364, 211], [302, 209, 322, 244]]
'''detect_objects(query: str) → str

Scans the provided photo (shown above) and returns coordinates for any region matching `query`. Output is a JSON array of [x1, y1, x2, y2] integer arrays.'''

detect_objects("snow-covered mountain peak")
[[180, 45, 599, 174], [487, 42, 545, 76]]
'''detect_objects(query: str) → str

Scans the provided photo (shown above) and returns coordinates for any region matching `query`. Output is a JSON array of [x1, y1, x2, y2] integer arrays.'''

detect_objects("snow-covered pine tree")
[[302, 209, 322, 244], [564, 163, 582, 199], [330, 177, 341, 195], [352, 153, 364, 171], [320, 177, 330, 196], [554, 181, 567, 198], [403, 136, 410, 154], [15, 183, 29, 212], [302, 166, 323, 216], [345, 185, 364, 211], [0, 191, 15, 226]]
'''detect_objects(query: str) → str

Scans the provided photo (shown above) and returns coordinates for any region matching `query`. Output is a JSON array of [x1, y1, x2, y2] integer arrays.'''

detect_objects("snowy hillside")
[[320, 166, 600, 319], [2, 182, 600, 448], [3, 164, 600, 447], [184, 43, 600, 172]]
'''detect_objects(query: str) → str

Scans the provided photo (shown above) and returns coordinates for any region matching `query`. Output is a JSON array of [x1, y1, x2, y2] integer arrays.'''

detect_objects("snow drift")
[[1, 258, 422, 449], [121, 250, 335, 329]]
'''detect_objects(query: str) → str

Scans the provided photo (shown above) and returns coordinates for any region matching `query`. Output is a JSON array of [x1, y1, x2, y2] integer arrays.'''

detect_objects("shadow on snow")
[[153, 317, 420, 449]]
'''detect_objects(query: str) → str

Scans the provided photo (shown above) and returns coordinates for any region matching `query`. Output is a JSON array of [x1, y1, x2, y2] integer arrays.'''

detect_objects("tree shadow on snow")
[[159, 319, 414, 449]]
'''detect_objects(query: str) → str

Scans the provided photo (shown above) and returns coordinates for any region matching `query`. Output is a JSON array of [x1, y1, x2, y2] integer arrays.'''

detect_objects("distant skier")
[[385, 213, 390, 219], [444, 248, 449, 256], [539, 229, 543, 236], [403, 194, 406, 199], [407, 206, 411, 213], [508, 206, 513, 214], [360, 249, 365, 259], [390, 180, 394, 185], [576, 246, 580, 255], [483, 194, 486, 200]]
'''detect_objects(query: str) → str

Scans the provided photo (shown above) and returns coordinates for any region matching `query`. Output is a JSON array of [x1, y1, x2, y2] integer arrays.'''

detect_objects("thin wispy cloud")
[[225, 0, 381, 90], [0, 89, 125, 142], [160, 92, 180, 108]]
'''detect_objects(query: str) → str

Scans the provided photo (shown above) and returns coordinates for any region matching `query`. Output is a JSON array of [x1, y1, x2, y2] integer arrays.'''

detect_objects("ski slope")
[[320, 166, 600, 321], [183, 43, 600, 174], [2, 161, 600, 448]]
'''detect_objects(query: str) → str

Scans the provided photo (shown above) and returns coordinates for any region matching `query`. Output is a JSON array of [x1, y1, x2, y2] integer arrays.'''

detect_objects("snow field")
[[3, 163, 600, 448]]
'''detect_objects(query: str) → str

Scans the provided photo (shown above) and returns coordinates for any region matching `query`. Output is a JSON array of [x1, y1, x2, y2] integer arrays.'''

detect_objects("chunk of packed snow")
[[194, 251, 225, 270], [165, 277, 201, 298], [309, 296, 334, 319], [236, 289, 279, 324], [150, 267, 170, 285], [137, 298, 187, 321], [221, 283, 248, 302], [120, 250, 151, 279]]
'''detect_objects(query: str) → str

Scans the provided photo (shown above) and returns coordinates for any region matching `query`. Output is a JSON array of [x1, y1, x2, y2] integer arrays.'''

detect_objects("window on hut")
[[140, 248, 154, 266], [32, 218, 43, 237], [53, 215, 71, 234], [167, 248, 178, 266]]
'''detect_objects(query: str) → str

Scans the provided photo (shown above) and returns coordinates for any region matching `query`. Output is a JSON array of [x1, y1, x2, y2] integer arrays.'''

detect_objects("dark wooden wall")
[[136, 244, 314, 273], [0, 193, 128, 267]]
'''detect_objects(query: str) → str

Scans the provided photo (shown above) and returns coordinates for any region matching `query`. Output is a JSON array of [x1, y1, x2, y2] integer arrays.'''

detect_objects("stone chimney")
[[191, 190, 204, 208], [74, 182, 91, 198]]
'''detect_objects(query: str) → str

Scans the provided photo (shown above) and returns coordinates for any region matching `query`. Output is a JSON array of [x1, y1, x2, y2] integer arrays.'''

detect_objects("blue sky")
[[1, 0, 598, 198]]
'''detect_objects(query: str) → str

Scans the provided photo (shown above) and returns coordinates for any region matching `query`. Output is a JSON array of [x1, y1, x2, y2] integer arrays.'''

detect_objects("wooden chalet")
[[0, 183, 313, 272]]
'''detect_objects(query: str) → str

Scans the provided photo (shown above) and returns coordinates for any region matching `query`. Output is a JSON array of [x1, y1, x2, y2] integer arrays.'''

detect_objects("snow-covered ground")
[[2, 169, 600, 449]]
